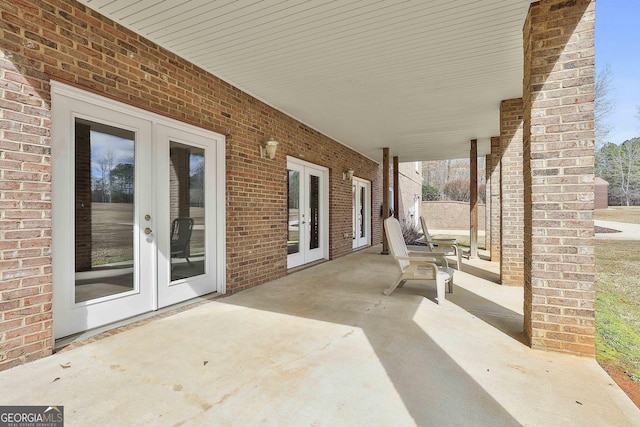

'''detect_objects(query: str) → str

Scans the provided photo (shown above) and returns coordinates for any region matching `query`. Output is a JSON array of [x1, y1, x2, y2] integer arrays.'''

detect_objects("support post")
[[393, 156, 399, 220], [381, 147, 390, 255]]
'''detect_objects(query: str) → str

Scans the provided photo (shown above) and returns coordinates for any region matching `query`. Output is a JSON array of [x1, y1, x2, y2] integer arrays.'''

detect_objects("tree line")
[[594, 65, 640, 206]]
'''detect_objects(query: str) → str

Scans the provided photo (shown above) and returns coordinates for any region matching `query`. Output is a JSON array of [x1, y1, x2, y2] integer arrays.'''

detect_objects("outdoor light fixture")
[[260, 139, 278, 159], [343, 168, 354, 181]]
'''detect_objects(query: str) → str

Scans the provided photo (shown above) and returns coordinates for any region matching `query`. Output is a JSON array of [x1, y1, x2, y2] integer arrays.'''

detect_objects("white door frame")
[[51, 81, 226, 338], [287, 157, 329, 269], [352, 177, 371, 249]]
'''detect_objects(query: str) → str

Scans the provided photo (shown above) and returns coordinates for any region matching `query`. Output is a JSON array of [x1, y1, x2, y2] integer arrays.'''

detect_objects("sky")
[[595, 0, 640, 144]]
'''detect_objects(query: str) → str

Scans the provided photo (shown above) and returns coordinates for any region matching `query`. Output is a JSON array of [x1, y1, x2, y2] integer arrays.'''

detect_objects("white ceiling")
[[79, 0, 535, 163]]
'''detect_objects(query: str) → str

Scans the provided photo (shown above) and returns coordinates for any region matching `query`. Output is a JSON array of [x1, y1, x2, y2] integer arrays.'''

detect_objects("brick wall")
[[0, 0, 381, 369], [523, 0, 596, 356], [420, 201, 486, 232], [500, 99, 525, 286]]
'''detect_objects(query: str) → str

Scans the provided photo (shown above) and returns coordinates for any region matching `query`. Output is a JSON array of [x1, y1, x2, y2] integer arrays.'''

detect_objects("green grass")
[[595, 240, 640, 382]]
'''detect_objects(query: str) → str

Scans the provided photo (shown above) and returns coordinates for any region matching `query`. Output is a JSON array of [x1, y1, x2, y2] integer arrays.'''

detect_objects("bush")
[[422, 184, 440, 201], [401, 220, 423, 245], [442, 178, 470, 202]]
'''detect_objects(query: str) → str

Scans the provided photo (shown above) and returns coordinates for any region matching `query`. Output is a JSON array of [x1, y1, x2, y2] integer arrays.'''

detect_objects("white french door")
[[352, 177, 371, 249], [51, 82, 225, 339], [287, 157, 329, 269]]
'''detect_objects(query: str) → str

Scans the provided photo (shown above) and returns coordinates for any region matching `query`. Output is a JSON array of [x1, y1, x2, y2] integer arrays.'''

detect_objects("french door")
[[287, 157, 329, 269], [51, 82, 225, 339], [352, 177, 371, 249]]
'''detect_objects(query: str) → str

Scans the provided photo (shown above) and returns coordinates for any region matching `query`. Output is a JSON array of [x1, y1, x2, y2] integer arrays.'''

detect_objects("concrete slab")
[[0, 247, 638, 426], [596, 220, 640, 240]]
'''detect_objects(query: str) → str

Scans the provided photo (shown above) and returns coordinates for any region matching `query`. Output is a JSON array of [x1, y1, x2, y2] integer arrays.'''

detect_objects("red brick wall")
[[0, 0, 381, 369], [523, 0, 596, 356]]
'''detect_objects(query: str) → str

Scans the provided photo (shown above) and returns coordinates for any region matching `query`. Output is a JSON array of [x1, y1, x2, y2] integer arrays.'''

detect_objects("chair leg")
[[436, 276, 446, 305], [186, 256, 193, 267], [384, 278, 404, 296]]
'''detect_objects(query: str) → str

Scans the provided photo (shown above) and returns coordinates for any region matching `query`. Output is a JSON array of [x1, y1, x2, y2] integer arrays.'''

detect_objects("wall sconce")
[[260, 139, 278, 159], [342, 168, 354, 181]]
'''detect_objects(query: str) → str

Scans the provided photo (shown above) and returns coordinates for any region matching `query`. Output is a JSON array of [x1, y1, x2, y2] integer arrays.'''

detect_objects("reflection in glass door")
[[287, 158, 328, 269], [156, 124, 220, 308], [74, 119, 136, 303], [169, 142, 205, 281]]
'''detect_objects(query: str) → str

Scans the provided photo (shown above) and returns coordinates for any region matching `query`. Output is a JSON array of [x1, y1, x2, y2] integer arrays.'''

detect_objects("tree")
[[97, 150, 115, 203], [595, 64, 615, 146], [597, 138, 640, 206], [422, 184, 440, 201], [110, 163, 134, 203]]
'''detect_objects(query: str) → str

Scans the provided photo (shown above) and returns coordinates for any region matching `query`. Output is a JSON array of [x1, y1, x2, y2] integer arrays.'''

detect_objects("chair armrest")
[[407, 251, 449, 268], [433, 238, 457, 245], [395, 256, 439, 276]]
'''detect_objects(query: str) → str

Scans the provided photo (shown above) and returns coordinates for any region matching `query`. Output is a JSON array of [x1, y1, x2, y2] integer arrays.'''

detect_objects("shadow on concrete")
[[220, 247, 522, 425]]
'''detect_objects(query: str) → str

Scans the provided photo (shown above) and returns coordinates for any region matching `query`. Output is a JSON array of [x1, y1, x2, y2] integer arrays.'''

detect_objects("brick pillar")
[[485, 154, 491, 252], [74, 123, 92, 271], [500, 99, 524, 286], [489, 137, 501, 263], [523, 0, 596, 355]]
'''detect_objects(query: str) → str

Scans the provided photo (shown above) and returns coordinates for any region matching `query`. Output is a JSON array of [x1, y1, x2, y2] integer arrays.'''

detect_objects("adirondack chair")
[[418, 216, 463, 270], [384, 217, 454, 304]]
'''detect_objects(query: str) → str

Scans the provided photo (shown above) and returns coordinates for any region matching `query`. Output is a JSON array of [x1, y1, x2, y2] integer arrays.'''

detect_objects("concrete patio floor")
[[1, 247, 639, 426]]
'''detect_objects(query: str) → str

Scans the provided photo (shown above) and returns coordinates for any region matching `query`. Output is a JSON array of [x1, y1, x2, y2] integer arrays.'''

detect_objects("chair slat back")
[[384, 217, 409, 271], [419, 216, 437, 251]]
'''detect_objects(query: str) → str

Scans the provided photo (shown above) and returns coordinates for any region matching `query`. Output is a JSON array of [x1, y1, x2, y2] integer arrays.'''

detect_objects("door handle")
[[144, 227, 153, 235]]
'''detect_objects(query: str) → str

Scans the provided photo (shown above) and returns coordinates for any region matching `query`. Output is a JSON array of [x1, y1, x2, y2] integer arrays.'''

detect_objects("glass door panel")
[[352, 177, 371, 249], [74, 118, 136, 303], [288, 169, 300, 255], [309, 174, 320, 251], [169, 142, 206, 281]]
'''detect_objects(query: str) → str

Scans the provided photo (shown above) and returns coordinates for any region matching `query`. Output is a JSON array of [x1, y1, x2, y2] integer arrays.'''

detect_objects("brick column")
[[500, 99, 524, 286], [489, 137, 501, 263], [484, 154, 491, 252], [523, 0, 596, 355]]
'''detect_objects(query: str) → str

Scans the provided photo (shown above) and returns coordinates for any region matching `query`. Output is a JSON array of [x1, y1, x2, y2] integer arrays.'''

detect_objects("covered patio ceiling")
[[79, 0, 536, 163]]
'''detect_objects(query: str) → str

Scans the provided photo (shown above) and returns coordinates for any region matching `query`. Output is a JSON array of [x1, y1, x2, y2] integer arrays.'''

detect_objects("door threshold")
[[287, 259, 328, 274], [54, 292, 222, 352]]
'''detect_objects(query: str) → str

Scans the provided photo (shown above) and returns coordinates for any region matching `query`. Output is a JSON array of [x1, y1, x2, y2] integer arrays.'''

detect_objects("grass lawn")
[[595, 240, 640, 384], [595, 206, 640, 224]]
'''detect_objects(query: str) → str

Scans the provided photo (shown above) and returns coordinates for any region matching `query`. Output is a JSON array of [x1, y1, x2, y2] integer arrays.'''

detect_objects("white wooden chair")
[[384, 217, 454, 304], [418, 216, 463, 271]]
